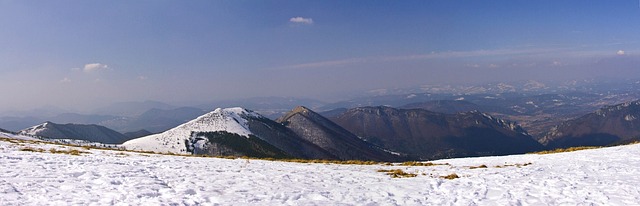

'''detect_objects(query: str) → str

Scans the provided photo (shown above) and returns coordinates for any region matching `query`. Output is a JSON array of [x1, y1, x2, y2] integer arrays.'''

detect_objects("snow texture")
[[18, 122, 50, 136], [0, 131, 39, 141], [123, 108, 260, 154], [2, 134, 640, 205]]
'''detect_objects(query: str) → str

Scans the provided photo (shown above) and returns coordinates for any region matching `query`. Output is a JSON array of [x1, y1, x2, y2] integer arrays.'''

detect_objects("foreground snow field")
[[1, 137, 640, 205]]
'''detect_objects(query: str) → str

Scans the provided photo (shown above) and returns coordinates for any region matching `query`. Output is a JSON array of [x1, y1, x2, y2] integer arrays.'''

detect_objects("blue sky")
[[1, 0, 639, 112]]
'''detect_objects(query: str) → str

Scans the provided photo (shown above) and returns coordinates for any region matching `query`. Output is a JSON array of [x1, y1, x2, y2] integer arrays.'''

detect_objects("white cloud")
[[138, 76, 148, 81], [617, 50, 625, 55], [83, 63, 109, 72], [289, 17, 313, 24]]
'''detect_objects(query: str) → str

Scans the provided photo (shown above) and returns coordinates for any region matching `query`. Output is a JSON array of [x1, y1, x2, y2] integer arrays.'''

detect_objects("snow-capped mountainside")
[[123, 107, 260, 154], [19, 122, 129, 144], [19, 122, 51, 135], [2, 133, 640, 205], [0, 129, 39, 141]]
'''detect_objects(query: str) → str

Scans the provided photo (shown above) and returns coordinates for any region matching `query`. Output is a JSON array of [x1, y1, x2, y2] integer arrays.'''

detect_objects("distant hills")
[[8, 98, 640, 161], [0, 98, 324, 132], [541, 100, 640, 148], [101, 107, 206, 133], [329, 106, 544, 160], [0, 107, 206, 134], [400, 100, 482, 114], [123, 108, 340, 160], [124, 107, 404, 161], [92, 100, 176, 117], [0, 127, 13, 134], [5, 79, 640, 160], [198, 96, 326, 119], [123, 106, 547, 161], [276, 106, 401, 161], [19, 122, 132, 144]]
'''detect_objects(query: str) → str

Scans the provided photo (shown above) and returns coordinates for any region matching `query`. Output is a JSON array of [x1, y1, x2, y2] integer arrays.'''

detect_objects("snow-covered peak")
[[19, 122, 52, 136], [123, 107, 263, 154], [175, 107, 259, 137], [213, 107, 261, 120]]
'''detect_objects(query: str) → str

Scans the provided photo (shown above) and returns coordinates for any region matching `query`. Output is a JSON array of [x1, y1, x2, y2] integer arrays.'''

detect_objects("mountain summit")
[[123, 108, 262, 154], [19, 122, 129, 144], [276, 106, 402, 161], [123, 107, 335, 159]]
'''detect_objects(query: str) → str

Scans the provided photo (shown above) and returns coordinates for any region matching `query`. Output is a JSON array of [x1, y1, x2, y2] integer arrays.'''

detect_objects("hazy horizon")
[[2, 1, 639, 113]]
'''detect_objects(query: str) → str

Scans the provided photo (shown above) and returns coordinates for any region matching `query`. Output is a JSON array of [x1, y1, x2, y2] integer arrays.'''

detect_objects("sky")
[[1, 0, 639, 112]]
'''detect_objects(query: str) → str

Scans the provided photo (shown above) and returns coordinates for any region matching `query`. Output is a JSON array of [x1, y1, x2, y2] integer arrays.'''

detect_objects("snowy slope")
[[2, 135, 640, 205], [0, 130, 39, 141], [19, 122, 130, 144], [122, 107, 260, 154]]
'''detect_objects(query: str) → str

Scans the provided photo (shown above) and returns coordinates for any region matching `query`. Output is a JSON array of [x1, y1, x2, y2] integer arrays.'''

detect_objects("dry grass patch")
[[530, 146, 601, 154], [19, 147, 89, 156], [48, 148, 90, 156], [114, 152, 130, 157], [469, 164, 488, 169], [399, 161, 448, 167], [279, 159, 381, 165], [377, 169, 418, 178], [0, 137, 35, 144], [20, 147, 45, 153], [441, 173, 460, 180], [495, 162, 532, 168], [136, 153, 388, 166]]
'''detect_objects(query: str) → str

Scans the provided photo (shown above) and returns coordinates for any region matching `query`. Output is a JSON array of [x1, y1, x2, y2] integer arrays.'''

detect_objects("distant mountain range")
[[5, 79, 640, 160], [0, 127, 13, 134], [123, 106, 547, 161], [8, 98, 640, 161], [0, 98, 326, 133], [541, 100, 640, 148], [400, 100, 482, 114], [198, 96, 326, 119], [329, 106, 545, 160], [0, 107, 206, 134], [124, 107, 402, 161], [100, 107, 206, 133], [276, 106, 401, 161], [123, 108, 340, 160], [92, 100, 176, 117], [19, 122, 132, 144]]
